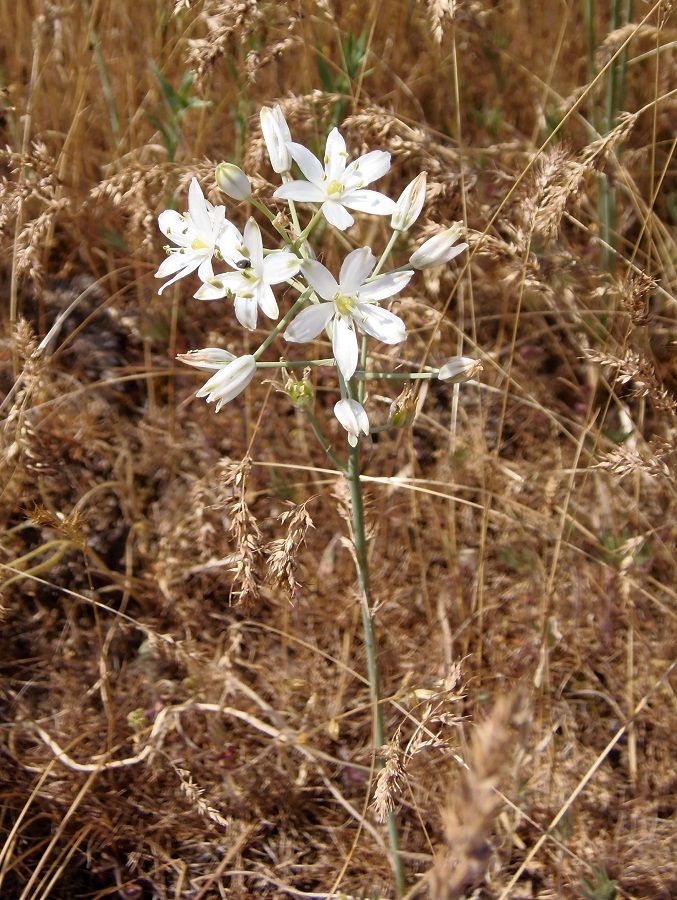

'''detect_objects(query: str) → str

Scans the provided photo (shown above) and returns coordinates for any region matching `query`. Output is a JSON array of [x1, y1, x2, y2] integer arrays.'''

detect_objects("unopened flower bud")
[[388, 386, 417, 428], [334, 398, 370, 447], [215, 162, 251, 200], [437, 356, 482, 383], [260, 105, 292, 174], [283, 367, 313, 409], [176, 348, 236, 371], [410, 223, 468, 269], [391, 172, 427, 232]]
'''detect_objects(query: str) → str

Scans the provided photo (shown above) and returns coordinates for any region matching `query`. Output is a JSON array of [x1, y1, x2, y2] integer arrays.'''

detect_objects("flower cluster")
[[157, 105, 476, 449]]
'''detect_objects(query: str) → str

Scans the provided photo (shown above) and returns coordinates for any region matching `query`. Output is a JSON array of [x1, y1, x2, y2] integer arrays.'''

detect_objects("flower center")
[[326, 179, 344, 197], [334, 293, 356, 317], [191, 238, 209, 251]]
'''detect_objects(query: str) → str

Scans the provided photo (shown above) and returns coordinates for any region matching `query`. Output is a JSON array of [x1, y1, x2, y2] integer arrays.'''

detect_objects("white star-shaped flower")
[[273, 128, 396, 231], [155, 178, 226, 294], [284, 247, 413, 380], [194, 218, 300, 330]]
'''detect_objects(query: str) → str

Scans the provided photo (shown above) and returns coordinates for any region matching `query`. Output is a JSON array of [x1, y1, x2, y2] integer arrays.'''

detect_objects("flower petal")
[[155, 251, 196, 279], [234, 295, 258, 330], [287, 142, 325, 184], [262, 251, 301, 284], [324, 128, 347, 181], [156, 255, 202, 294], [283, 302, 334, 343], [256, 282, 279, 320], [343, 150, 391, 189], [244, 218, 263, 269], [356, 303, 407, 344], [332, 315, 358, 380], [339, 247, 376, 293], [196, 354, 256, 409], [177, 348, 236, 371], [260, 105, 292, 173], [158, 210, 190, 245], [341, 189, 396, 216], [187, 178, 212, 239], [334, 398, 370, 446], [321, 200, 354, 230], [194, 272, 242, 301], [358, 269, 413, 301], [273, 181, 327, 203], [300, 259, 340, 301], [217, 222, 245, 266], [197, 256, 214, 283]]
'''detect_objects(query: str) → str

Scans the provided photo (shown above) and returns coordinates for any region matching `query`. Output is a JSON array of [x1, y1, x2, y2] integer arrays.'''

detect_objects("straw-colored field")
[[1, 1, 675, 897]]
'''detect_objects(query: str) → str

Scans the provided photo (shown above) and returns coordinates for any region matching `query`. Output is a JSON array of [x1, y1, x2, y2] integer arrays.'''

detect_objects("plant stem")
[[255, 358, 334, 368], [297, 207, 324, 243], [346, 443, 405, 895], [253, 288, 312, 359], [372, 230, 399, 277], [249, 196, 295, 248], [357, 337, 368, 403], [282, 172, 303, 236], [304, 409, 346, 471], [354, 370, 438, 381], [599, 0, 623, 272]]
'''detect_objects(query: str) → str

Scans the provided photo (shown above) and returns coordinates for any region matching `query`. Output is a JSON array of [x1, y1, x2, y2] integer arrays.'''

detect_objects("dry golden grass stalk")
[[372, 734, 406, 823], [170, 760, 229, 828], [429, 692, 527, 899], [266, 497, 315, 598], [586, 348, 677, 414], [221, 455, 263, 604]]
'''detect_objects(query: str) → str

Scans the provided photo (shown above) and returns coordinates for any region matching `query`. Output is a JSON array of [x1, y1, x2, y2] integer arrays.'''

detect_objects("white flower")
[[437, 356, 482, 383], [273, 128, 396, 231], [284, 247, 413, 380], [155, 178, 226, 294], [176, 348, 236, 370], [215, 163, 251, 200], [391, 172, 427, 232], [334, 398, 370, 447], [195, 354, 257, 412], [194, 218, 300, 330], [260, 105, 292, 174], [410, 223, 469, 269]]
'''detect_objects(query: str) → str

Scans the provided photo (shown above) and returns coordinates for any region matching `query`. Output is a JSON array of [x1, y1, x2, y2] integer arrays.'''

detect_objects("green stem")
[[253, 289, 312, 359], [357, 337, 368, 403], [282, 172, 302, 237], [346, 444, 405, 896], [297, 207, 324, 243], [599, 0, 624, 273], [372, 230, 399, 277], [304, 409, 346, 471], [250, 196, 295, 248], [354, 370, 438, 381], [255, 358, 334, 369]]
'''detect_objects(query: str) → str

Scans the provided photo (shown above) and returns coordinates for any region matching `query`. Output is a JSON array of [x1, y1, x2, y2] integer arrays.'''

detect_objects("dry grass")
[[1, 1, 676, 897]]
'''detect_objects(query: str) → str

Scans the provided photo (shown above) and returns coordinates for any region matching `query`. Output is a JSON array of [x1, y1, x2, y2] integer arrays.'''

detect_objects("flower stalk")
[[346, 442, 405, 895]]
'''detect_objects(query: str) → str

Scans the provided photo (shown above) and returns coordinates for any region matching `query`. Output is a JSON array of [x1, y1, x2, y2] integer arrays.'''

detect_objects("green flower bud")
[[215, 162, 252, 200]]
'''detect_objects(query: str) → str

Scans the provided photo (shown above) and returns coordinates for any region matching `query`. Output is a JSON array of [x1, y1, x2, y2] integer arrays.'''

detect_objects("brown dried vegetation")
[[1, 1, 676, 898]]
